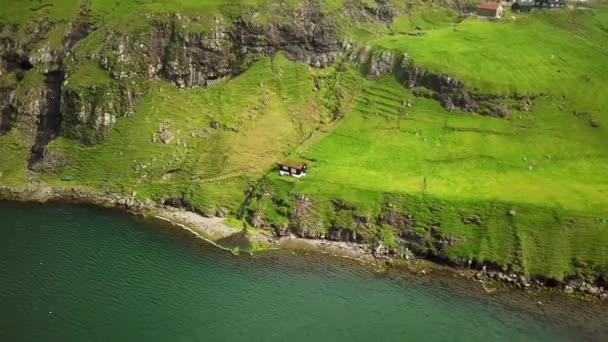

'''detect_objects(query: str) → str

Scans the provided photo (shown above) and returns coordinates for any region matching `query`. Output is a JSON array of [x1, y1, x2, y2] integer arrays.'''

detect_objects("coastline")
[[146, 208, 380, 263], [1, 183, 606, 302], [0, 183, 378, 262]]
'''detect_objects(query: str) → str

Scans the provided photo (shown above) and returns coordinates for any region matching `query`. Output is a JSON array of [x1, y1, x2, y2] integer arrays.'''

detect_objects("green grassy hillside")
[[253, 6, 608, 280], [1, 0, 608, 281], [0, 0, 400, 24], [277, 70, 608, 279], [370, 11, 608, 110], [45, 54, 328, 211]]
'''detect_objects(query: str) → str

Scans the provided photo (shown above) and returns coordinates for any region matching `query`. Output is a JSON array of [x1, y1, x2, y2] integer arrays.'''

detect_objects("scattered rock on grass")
[[157, 120, 174, 144], [508, 209, 516, 217], [160, 131, 174, 144], [461, 214, 483, 225], [158, 120, 170, 133], [590, 119, 600, 128]]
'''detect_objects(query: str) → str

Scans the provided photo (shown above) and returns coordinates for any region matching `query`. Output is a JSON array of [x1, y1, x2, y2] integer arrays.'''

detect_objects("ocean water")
[[0, 201, 606, 341]]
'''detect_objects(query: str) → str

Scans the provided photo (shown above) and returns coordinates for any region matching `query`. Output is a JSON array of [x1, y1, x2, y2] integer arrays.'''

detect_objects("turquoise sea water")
[[0, 201, 606, 341]]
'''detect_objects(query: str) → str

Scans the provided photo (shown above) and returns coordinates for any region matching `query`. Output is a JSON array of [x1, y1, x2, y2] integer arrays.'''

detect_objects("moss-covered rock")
[[61, 80, 144, 144], [8, 70, 47, 136]]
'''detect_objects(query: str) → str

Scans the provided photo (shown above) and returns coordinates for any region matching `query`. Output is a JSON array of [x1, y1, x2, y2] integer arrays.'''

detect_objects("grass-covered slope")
[[0, 0, 403, 24], [0, 131, 30, 184], [300, 75, 607, 214], [0, 0, 81, 24], [1, 0, 608, 281], [45, 54, 329, 212], [247, 7, 608, 280], [270, 70, 607, 279], [370, 10, 608, 110]]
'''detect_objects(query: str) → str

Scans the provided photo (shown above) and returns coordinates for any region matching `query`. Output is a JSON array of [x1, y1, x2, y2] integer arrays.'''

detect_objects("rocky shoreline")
[[0, 183, 605, 301], [0, 183, 379, 261]]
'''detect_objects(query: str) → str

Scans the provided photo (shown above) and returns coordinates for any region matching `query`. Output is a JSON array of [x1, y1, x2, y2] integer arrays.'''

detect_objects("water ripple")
[[0, 201, 606, 342]]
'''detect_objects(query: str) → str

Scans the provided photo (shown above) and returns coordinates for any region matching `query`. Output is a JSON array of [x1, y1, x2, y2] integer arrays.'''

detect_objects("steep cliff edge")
[[243, 176, 608, 296], [59, 9, 347, 143], [1, 2, 398, 148], [0, 4, 95, 166], [350, 47, 534, 117]]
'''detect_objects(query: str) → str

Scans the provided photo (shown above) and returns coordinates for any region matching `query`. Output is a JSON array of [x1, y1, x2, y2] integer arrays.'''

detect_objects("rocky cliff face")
[[231, 11, 343, 69], [90, 9, 345, 88], [243, 191, 608, 295], [89, 15, 233, 89], [8, 82, 49, 138], [253, 193, 456, 259], [60, 80, 142, 144], [244, 190, 471, 269], [1, 23, 42, 136], [2, 1, 397, 152], [351, 47, 534, 117], [0, 13, 95, 167], [59, 7, 350, 143], [0, 90, 11, 134]]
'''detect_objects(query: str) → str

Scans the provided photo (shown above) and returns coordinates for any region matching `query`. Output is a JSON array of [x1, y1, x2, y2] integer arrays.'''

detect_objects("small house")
[[278, 159, 307, 178], [512, 0, 535, 12], [477, 2, 504, 18], [535, 0, 567, 8]]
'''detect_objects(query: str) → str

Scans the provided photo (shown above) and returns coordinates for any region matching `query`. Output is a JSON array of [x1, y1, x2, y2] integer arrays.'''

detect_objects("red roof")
[[279, 159, 307, 169], [479, 2, 500, 10]]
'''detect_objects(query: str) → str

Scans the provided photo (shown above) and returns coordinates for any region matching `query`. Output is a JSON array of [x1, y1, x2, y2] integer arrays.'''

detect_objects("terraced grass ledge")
[[349, 47, 535, 118]]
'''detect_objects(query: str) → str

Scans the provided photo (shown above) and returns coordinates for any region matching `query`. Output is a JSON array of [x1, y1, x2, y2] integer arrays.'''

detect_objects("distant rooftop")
[[479, 2, 501, 10]]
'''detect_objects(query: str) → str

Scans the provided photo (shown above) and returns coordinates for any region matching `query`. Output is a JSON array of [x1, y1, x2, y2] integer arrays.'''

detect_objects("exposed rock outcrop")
[[8, 80, 49, 138], [58, 6, 348, 142], [244, 190, 608, 297], [0, 91, 11, 134], [231, 10, 342, 70], [88, 8, 345, 88], [4, 0, 381, 145], [0, 6, 95, 155], [351, 48, 535, 118], [60, 80, 142, 144], [1, 0, 404, 145], [1, 23, 44, 136], [286, 195, 325, 239]]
